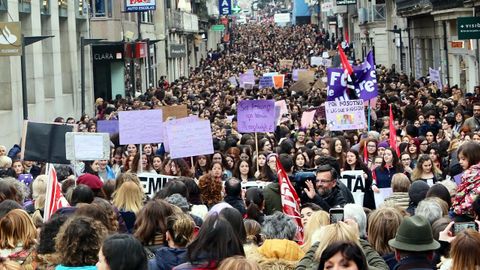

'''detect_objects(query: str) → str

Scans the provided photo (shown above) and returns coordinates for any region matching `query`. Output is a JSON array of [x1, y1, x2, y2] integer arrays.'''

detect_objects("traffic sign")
[[211, 24, 226, 31], [219, 0, 232, 15], [232, 5, 241, 14], [458, 17, 480, 40]]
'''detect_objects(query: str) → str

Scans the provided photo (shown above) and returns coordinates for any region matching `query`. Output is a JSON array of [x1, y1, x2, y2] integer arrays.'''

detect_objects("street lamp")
[[80, 37, 104, 116], [22, 35, 54, 120], [387, 25, 404, 72]]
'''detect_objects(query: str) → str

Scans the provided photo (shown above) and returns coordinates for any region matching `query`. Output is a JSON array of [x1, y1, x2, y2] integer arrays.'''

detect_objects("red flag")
[[338, 43, 353, 75], [44, 164, 69, 221], [363, 140, 368, 165], [276, 157, 304, 243], [389, 105, 399, 155]]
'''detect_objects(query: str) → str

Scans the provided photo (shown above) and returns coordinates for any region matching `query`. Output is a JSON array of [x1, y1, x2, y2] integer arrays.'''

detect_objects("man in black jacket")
[[303, 165, 347, 211], [224, 178, 246, 216]]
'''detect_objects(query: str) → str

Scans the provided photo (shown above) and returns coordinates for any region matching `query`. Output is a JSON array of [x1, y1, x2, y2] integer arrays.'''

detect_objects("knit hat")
[[166, 193, 190, 212], [409, 180, 430, 205], [77, 173, 103, 190], [378, 141, 389, 149]]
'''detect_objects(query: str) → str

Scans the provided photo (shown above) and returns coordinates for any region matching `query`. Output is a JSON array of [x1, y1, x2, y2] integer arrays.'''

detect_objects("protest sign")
[[166, 119, 214, 159], [65, 132, 110, 161], [163, 116, 199, 153], [119, 110, 163, 145], [325, 100, 366, 131], [273, 74, 285, 89], [339, 170, 366, 206], [374, 188, 393, 208], [279, 59, 294, 69], [292, 69, 307, 81], [237, 100, 276, 132], [322, 51, 330, 58], [138, 172, 178, 198], [228, 76, 238, 86], [22, 121, 75, 164], [298, 70, 315, 83], [327, 51, 377, 101], [263, 72, 279, 77], [313, 79, 326, 90], [242, 181, 271, 189], [259, 76, 274, 89], [290, 80, 310, 92], [311, 56, 323, 67], [161, 105, 188, 121], [429, 67, 443, 90], [239, 73, 255, 88], [97, 120, 119, 135], [275, 100, 289, 125], [301, 110, 316, 128]]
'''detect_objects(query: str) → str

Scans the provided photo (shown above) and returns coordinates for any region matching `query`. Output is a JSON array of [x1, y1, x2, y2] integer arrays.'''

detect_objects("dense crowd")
[[2, 17, 480, 270]]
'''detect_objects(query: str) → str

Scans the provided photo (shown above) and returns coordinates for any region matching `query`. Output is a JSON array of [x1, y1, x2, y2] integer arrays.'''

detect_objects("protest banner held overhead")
[[237, 100, 276, 133], [119, 110, 164, 145], [325, 99, 366, 131]]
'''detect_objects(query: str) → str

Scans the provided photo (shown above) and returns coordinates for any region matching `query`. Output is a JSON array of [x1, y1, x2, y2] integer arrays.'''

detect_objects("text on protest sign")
[[237, 100, 276, 133], [97, 120, 119, 135], [166, 119, 214, 159], [138, 173, 178, 198], [325, 99, 366, 131], [163, 116, 199, 153], [279, 59, 294, 69], [259, 76, 274, 89], [339, 170, 365, 206], [119, 110, 163, 145], [65, 132, 110, 161]]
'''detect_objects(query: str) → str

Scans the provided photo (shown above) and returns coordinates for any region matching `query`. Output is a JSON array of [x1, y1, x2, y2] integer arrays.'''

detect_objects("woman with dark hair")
[[453, 110, 464, 137], [253, 152, 267, 179], [318, 242, 368, 270], [219, 208, 247, 244], [180, 178, 208, 221], [258, 154, 278, 182], [245, 188, 265, 224], [293, 152, 308, 173], [152, 156, 163, 174], [407, 138, 420, 168], [294, 130, 307, 150], [360, 138, 378, 169], [373, 147, 404, 189], [129, 153, 155, 174], [162, 158, 194, 178], [343, 150, 376, 209], [428, 145, 444, 173], [329, 137, 347, 169], [173, 214, 244, 269], [55, 216, 108, 270], [232, 160, 255, 182], [97, 234, 147, 270], [194, 155, 211, 179], [134, 200, 174, 251], [258, 138, 273, 153], [198, 162, 224, 208], [452, 141, 480, 220], [34, 213, 69, 269]]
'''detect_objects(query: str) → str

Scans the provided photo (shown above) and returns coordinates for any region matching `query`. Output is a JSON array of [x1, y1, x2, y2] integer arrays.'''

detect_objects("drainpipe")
[[443, 20, 450, 87]]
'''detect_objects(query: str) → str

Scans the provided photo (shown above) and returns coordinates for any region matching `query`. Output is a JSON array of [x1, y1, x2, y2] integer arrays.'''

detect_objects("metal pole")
[[80, 36, 85, 116], [399, 31, 404, 72], [443, 21, 450, 86], [21, 35, 28, 120]]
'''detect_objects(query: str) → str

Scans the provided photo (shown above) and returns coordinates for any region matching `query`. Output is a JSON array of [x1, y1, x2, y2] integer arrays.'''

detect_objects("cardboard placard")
[[161, 105, 188, 121]]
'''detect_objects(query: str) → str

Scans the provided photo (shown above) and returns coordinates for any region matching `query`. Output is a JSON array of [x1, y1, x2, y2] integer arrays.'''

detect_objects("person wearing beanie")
[[377, 141, 389, 158], [406, 180, 430, 216]]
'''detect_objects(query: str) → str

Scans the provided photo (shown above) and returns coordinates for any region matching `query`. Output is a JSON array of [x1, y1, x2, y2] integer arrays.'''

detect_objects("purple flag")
[[327, 50, 378, 102], [237, 100, 276, 133]]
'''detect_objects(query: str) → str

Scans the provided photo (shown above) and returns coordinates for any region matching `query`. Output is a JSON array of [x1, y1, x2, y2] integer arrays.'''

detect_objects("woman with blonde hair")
[[244, 219, 262, 246], [217, 256, 260, 270], [114, 172, 141, 191], [112, 181, 144, 233], [367, 207, 404, 269], [31, 174, 47, 226], [148, 213, 195, 270], [301, 210, 329, 252], [0, 209, 37, 265]]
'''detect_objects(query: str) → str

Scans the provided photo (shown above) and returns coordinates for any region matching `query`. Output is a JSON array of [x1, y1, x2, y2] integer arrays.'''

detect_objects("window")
[[141, 10, 153, 23], [76, 0, 88, 18], [58, 0, 67, 16], [41, 0, 50, 15], [89, 0, 112, 17], [19, 0, 31, 13], [0, 0, 7, 11]]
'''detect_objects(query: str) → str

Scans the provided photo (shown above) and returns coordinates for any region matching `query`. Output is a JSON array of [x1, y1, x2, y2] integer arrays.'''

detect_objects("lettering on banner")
[[339, 170, 365, 205], [138, 173, 178, 198]]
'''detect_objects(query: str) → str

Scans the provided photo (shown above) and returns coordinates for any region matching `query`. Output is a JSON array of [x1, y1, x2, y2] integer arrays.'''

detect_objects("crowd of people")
[[2, 15, 480, 270]]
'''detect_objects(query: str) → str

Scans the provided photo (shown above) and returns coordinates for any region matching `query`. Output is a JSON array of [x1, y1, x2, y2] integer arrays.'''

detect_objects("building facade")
[[0, 0, 91, 148]]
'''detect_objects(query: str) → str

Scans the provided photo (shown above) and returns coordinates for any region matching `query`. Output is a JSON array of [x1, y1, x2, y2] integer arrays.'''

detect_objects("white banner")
[[339, 170, 366, 206], [138, 173, 178, 198]]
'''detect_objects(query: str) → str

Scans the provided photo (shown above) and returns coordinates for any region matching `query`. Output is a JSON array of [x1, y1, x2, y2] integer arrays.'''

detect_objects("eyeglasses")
[[401, 158, 411, 161], [367, 145, 376, 148]]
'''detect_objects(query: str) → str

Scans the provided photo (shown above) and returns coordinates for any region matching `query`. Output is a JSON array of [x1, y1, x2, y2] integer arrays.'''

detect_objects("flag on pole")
[[389, 105, 399, 156], [363, 140, 368, 165], [337, 44, 358, 100], [44, 163, 69, 221], [276, 156, 304, 243]]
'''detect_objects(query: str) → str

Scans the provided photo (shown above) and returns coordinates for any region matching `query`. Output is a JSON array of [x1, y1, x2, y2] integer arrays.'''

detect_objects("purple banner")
[[259, 76, 274, 89], [237, 100, 276, 133], [327, 50, 378, 101], [97, 120, 119, 135]]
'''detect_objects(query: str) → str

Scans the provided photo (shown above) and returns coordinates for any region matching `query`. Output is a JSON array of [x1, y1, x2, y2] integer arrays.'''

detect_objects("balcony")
[[168, 10, 199, 32], [372, 4, 385, 21], [358, 4, 385, 25], [396, 0, 432, 16], [430, 0, 463, 10]]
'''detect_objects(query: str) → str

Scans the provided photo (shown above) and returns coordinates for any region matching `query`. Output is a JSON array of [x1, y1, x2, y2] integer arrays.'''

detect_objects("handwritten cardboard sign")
[[325, 100, 366, 131], [161, 105, 188, 121]]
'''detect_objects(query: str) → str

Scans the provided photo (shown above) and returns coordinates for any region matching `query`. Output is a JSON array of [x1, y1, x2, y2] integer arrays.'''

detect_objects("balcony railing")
[[168, 10, 199, 32], [19, 0, 31, 13]]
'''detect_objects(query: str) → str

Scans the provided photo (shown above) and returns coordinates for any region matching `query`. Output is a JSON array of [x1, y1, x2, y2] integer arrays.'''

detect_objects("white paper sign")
[[65, 132, 110, 161], [339, 170, 366, 206], [166, 119, 214, 159], [374, 188, 393, 208]]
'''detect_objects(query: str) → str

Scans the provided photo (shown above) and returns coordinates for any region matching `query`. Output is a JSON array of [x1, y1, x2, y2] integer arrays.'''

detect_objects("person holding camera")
[[303, 165, 348, 211]]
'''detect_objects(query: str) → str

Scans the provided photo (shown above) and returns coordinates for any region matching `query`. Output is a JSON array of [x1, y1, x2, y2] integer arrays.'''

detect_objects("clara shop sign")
[[92, 44, 124, 62]]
